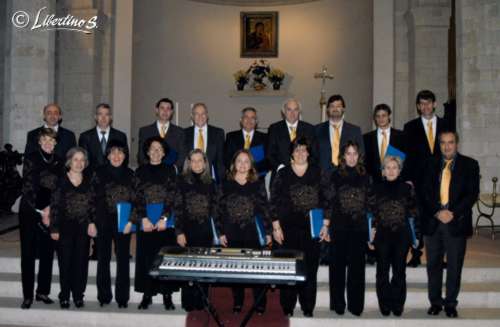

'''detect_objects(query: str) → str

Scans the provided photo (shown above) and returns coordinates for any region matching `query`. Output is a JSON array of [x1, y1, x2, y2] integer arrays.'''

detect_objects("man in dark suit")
[[224, 107, 269, 176], [78, 103, 128, 171], [363, 103, 407, 184], [404, 90, 448, 267], [137, 98, 186, 169], [24, 103, 76, 159], [422, 131, 479, 318], [267, 98, 316, 172], [315, 94, 364, 172], [184, 103, 225, 181]]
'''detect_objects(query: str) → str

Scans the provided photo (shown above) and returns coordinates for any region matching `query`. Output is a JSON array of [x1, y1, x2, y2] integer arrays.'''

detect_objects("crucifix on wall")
[[314, 66, 334, 122]]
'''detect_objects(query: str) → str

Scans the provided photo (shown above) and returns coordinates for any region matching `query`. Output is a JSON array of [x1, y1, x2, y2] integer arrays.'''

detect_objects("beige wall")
[[131, 0, 373, 158]]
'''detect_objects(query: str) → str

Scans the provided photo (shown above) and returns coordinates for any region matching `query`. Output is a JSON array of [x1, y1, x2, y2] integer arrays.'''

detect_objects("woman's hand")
[[41, 207, 50, 226], [123, 222, 133, 234], [177, 233, 187, 247], [265, 235, 272, 246], [142, 218, 154, 232], [367, 242, 375, 251], [88, 223, 97, 238], [412, 239, 420, 249], [370, 227, 376, 243], [219, 235, 228, 247], [319, 225, 330, 242], [50, 233, 59, 241], [273, 227, 284, 245], [156, 218, 167, 232]]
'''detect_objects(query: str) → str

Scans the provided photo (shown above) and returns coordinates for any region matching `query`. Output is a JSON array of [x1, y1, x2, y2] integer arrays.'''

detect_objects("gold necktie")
[[427, 121, 434, 154], [380, 130, 388, 162], [197, 128, 204, 151], [331, 125, 340, 166], [244, 133, 251, 150], [290, 127, 296, 142], [440, 160, 452, 205], [160, 124, 167, 138]]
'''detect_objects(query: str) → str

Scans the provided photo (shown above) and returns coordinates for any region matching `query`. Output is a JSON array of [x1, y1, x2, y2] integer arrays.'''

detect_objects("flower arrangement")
[[233, 60, 286, 91], [267, 68, 285, 89], [248, 59, 271, 91], [233, 70, 249, 90]]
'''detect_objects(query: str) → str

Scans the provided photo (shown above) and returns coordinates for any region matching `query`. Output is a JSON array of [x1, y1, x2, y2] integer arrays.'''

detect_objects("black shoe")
[[21, 298, 33, 309], [138, 295, 152, 310], [303, 311, 313, 317], [118, 302, 128, 309], [283, 309, 294, 317], [89, 253, 98, 261], [36, 294, 54, 304], [442, 261, 448, 269], [162, 294, 175, 310], [99, 300, 111, 307], [74, 299, 84, 308], [232, 305, 242, 314], [427, 305, 442, 315], [349, 309, 362, 316], [380, 308, 390, 316], [392, 309, 402, 317], [407, 256, 421, 267], [445, 307, 458, 318], [60, 300, 70, 309], [334, 308, 345, 315]]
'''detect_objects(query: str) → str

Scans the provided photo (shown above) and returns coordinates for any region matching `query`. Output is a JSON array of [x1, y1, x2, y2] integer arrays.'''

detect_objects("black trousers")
[[19, 210, 55, 299], [329, 230, 366, 315], [425, 223, 467, 309], [96, 225, 131, 304], [181, 222, 212, 311], [375, 231, 411, 313], [279, 227, 320, 314], [57, 221, 90, 302]]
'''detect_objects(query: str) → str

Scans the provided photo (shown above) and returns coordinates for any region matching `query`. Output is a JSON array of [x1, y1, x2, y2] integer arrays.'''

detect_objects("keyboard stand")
[[195, 282, 225, 327], [239, 285, 272, 327]]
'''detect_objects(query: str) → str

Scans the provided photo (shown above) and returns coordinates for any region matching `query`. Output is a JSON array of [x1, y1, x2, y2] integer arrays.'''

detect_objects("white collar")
[[242, 129, 254, 138], [286, 120, 298, 129], [44, 124, 59, 132], [157, 120, 170, 129], [96, 126, 110, 134]]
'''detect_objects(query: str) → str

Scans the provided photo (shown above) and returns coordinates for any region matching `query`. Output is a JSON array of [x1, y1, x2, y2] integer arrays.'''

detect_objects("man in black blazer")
[[363, 103, 407, 184], [421, 131, 479, 318], [24, 103, 76, 159], [404, 90, 448, 267], [184, 103, 225, 181], [137, 98, 186, 169], [79, 103, 128, 171], [224, 107, 269, 176], [315, 94, 364, 172], [267, 98, 316, 172]]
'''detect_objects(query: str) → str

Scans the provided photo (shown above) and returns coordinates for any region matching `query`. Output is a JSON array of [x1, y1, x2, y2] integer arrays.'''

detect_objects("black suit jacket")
[[403, 116, 447, 188], [184, 125, 225, 181], [315, 120, 364, 172], [363, 128, 407, 183], [421, 153, 479, 237], [137, 122, 186, 169], [267, 120, 317, 171], [224, 130, 269, 175], [25, 126, 76, 159], [79, 127, 128, 170]]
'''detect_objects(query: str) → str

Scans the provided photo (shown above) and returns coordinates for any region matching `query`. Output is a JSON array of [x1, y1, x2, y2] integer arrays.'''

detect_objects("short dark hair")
[[37, 127, 57, 141], [143, 136, 169, 161], [43, 103, 61, 114], [241, 107, 257, 115], [373, 103, 392, 118], [416, 90, 436, 104], [155, 98, 175, 110], [327, 94, 345, 108], [289, 136, 312, 161], [438, 130, 460, 143], [105, 139, 128, 157], [95, 103, 111, 114]]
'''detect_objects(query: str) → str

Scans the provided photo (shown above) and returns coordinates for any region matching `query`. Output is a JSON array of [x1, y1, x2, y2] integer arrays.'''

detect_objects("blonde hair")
[[382, 155, 403, 171]]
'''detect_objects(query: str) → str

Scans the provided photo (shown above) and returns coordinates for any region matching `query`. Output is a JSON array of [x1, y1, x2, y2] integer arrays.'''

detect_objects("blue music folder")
[[309, 208, 324, 239], [210, 217, 220, 246], [255, 215, 267, 247], [249, 145, 265, 163], [145, 203, 175, 230], [164, 148, 178, 166], [367, 212, 374, 243], [408, 217, 418, 247], [117, 202, 136, 233], [386, 145, 406, 162]]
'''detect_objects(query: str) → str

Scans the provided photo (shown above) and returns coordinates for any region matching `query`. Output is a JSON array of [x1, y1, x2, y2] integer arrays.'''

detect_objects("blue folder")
[[145, 203, 175, 230], [408, 217, 418, 247], [164, 148, 178, 166], [255, 215, 267, 247], [210, 217, 220, 246], [117, 202, 136, 233], [309, 208, 324, 239], [367, 212, 374, 243], [249, 145, 265, 163], [386, 145, 406, 162]]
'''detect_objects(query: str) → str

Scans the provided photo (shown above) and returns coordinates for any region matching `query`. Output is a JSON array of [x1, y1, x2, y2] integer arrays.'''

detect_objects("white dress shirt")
[[193, 124, 208, 152]]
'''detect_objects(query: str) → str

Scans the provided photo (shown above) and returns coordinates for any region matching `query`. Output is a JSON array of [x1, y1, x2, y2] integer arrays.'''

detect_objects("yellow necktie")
[[244, 133, 251, 150], [380, 130, 388, 162], [427, 121, 434, 154], [197, 128, 204, 151], [440, 160, 452, 205], [160, 124, 167, 138], [332, 125, 340, 166], [290, 127, 296, 142]]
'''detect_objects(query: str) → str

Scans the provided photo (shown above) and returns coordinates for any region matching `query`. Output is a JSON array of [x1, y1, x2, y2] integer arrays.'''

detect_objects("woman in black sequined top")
[[18, 128, 63, 309], [369, 155, 419, 316], [326, 141, 373, 316], [133, 136, 178, 311], [270, 137, 330, 317], [50, 147, 97, 309], [174, 149, 218, 311], [94, 140, 135, 308], [217, 149, 271, 314]]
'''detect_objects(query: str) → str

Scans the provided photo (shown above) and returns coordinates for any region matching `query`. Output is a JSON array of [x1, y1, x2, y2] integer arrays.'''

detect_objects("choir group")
[[18, 90, 479, 319]]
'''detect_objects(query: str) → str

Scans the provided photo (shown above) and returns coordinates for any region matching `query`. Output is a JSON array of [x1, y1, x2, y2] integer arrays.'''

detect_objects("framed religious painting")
[[240, 11, 279, 58]]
